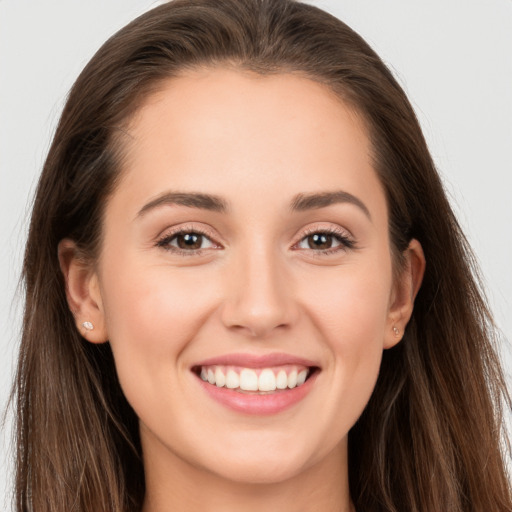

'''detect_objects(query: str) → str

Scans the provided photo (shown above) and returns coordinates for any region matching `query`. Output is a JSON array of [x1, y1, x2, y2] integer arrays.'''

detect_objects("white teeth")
[[198, 365, 312, 392], [297, 369, 308, 386], [214, 367, 225, 387], [276, 370, 288, 389], [258, 369, 276, 392], [287, 370, 298, 389], [225, 369, 240, 389], [239, 369, 259, 391]]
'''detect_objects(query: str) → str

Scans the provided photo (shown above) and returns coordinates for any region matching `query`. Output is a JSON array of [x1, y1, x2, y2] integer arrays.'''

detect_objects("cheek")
[[304, 260, 392, 346], [301, 261, 392, 423], [98, 257, 219, 391]]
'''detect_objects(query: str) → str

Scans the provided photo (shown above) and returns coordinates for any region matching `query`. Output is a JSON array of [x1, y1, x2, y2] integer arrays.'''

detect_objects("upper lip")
[[193, 352, 320, 369]]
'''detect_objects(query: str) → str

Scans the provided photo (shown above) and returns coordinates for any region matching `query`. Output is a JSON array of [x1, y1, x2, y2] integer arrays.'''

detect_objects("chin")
[[196, 436, 323, 485], [211, 456, 308, 485]]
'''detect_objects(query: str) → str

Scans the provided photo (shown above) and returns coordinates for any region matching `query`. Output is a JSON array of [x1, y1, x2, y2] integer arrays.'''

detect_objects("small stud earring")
[[393, 326, 400, 336], [82, 321, 94, 331]]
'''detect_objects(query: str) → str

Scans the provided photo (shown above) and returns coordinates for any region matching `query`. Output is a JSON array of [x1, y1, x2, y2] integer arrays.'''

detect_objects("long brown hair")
[[13, 0, 511, 510]]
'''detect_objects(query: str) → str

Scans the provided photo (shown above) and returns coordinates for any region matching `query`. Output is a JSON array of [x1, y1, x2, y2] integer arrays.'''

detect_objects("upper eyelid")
[[300, 226, 349, 237], [157, 223, 222, 244], [293, 224, 353, 243]]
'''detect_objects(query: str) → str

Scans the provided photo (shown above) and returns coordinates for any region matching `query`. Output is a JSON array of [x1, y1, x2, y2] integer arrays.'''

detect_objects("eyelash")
[[156, 226, 355, 256], [156, 225, 220, 256], [293, 227, 356, 256]]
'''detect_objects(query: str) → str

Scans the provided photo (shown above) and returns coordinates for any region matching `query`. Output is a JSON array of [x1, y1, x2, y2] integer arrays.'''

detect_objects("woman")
[[12, 0, 511, 510]]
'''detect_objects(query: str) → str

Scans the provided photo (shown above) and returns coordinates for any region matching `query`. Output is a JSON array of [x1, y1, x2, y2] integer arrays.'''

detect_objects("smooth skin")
[[59, 69, 425, 512]]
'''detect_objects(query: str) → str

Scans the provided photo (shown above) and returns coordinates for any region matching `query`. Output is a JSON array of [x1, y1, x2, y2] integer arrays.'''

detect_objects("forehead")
[[112, 68, 386, 223], [125, 68, 370, 163]]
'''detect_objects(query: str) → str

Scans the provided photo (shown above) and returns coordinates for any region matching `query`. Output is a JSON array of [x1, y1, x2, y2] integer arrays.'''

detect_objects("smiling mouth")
[[192, 364, 319, 394]]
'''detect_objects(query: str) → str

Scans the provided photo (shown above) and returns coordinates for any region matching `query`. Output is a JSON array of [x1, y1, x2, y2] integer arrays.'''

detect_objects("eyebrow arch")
[[290, 191, 371, 220], [137, 191, 228, 218]]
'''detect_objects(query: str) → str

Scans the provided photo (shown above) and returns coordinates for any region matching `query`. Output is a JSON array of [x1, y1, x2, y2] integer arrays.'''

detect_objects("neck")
[[141, 436, 354, 512]]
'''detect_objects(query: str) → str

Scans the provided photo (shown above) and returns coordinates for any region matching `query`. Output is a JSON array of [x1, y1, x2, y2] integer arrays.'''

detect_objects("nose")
[[220, 244, 298, 338]]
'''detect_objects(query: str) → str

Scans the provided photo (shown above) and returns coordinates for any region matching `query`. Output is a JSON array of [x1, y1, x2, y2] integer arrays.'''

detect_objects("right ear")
[[58, 239, 108, 343]]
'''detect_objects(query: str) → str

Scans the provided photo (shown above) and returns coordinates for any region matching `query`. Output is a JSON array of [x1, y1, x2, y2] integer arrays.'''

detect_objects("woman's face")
[[78, 69, 417, 485]]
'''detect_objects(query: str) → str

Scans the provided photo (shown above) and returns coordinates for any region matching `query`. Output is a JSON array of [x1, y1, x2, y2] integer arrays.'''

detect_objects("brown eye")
[[296, 230, 354, 253], [158, 231, 217, 252], [176, 233, 203, 250], [307, 233, 333, 250]]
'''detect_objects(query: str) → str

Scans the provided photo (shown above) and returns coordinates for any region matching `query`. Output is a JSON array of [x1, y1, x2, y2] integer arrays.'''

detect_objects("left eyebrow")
[[136, 191, 229, 218], [290, 190, 371, 220]]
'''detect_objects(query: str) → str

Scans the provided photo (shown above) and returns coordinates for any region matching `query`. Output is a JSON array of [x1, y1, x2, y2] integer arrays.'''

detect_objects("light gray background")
[[1, 0, 511, 507]]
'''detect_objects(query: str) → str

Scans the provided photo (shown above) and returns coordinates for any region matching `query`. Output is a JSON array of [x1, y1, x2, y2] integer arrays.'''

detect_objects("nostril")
[[219, 276, 298, 338]]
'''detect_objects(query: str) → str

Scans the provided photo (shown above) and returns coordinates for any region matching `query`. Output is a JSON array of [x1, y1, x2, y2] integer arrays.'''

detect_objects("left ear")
[[58, 238, 109, 344], [384, 239, 425, 349]]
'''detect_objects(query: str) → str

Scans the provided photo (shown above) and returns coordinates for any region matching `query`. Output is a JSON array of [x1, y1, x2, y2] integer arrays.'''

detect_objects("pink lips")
[[192, 352, 320, 415], [194, 352, 318, 368]]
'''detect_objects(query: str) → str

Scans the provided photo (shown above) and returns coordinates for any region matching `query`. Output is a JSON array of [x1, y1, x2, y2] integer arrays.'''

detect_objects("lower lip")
[[194, 371, 318, 415]]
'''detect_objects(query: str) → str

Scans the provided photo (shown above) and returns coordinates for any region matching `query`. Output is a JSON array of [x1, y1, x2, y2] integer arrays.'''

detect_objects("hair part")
[[13, 0, 511, 511]]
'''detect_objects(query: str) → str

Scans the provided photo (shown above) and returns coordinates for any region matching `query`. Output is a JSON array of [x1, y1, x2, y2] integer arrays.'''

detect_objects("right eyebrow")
[[136, 191, 228, 218], [290, 190, 371, 220]]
